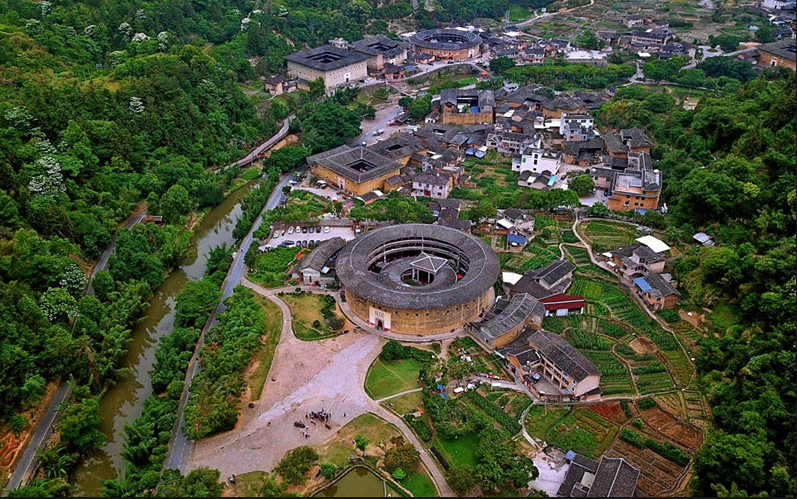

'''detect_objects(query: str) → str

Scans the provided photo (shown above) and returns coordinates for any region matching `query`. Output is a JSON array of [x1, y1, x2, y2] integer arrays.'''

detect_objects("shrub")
[[620, 428, 647, 449], [392, 468, 406, 481], [465, 391, 521, 434], [274, 446, 319, 485], [632, 418, 644, 429], [404, 414, 433, 442], [325, 316, 344, 330], [8, 414, 30, 434], [320, 463, 336, 479], [657, 308, 680, 323], [619, 399, 634, 419], [637, 397, 658, 410]]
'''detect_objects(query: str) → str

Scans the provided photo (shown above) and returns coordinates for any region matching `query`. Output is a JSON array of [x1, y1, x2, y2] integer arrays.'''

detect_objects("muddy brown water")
[[70, 182, 258, 496]]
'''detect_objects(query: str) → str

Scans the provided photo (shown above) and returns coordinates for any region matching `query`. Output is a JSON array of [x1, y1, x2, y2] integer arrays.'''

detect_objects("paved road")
[[4, 211, 147, 495], [221, 117, 292, 170], [86, 211, 147, 296], [165, 169, 297, 472], [375, 388, 423, 403], [354, 107, 402, 143]]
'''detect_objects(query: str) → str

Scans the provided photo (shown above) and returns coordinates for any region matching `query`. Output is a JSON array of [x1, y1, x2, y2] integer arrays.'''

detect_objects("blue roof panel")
[[633, 277, 652, 292]]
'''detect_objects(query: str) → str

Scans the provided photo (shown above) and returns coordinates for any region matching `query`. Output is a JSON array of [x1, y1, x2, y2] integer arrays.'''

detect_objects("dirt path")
[[186, 279, 454, 497]]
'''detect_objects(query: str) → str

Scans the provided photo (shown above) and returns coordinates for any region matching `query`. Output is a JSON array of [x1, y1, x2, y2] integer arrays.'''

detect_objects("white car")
[[295, 225, 302, 233], [287, 226, 294, 234], [324, 226, 330, 234]]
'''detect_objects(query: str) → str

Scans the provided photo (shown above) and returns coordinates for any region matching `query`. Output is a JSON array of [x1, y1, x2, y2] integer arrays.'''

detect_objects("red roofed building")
[[539, 294, 585, 317]]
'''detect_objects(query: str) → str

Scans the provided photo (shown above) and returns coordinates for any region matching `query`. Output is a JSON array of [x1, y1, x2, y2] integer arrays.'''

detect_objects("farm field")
[[563, 244, 591, 266], [429, 432, 480, 469], [605, 439, 688, 496], [525, 405, 569, 441], [449, 337, 507, 377], [639, 407, 703, 451], [579, 220, 637, 253], [364, 357, 424, 400], [546, 408, 620, 459], [581, 350, 635, 396], [484, 390, 532, 419]]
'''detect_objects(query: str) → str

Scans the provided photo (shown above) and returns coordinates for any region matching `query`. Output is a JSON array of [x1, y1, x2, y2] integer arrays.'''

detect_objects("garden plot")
[[563, 244, 591, 267], [546, 409, 619, 459], [586, 402, 629, 425], [579, 220, 637, 253], [605, 439, 688, 496], [449, 336, 507, 377], [632, 361, 675, 396], [640, 407, 703, 451], [580, 351, 634, 396]]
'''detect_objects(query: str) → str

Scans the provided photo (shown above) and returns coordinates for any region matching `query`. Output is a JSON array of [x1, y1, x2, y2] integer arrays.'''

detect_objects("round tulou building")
[[409, 28, 483, 61], [336, 224, 500, 335]]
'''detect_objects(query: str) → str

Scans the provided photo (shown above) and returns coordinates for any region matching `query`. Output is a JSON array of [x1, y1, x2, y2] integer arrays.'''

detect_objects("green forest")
[[0, 0, 794, 495], [595, 76, 796, 497]]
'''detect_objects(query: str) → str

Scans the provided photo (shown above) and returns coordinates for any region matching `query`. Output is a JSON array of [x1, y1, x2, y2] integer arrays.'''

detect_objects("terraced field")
[[581, 350, 635, 396], [579, 220, 637, 252]]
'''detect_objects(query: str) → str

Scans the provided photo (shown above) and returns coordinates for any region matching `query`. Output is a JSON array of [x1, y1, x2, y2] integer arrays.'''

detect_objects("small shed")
[[692, 232, 714, 247]]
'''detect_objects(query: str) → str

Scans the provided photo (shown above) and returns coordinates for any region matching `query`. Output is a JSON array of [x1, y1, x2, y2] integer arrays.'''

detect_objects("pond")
[[314, 466, 386, 497]]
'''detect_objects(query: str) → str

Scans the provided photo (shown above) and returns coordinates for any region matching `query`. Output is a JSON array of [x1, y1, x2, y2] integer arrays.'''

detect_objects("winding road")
[[164, 168, 298, 472], [4, 211, 147, 495]]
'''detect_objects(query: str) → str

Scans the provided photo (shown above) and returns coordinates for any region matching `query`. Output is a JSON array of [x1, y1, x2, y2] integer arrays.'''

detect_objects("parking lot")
[[259, 224, 356, 251]]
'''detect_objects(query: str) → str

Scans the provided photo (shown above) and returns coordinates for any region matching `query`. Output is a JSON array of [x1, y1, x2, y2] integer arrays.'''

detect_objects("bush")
[[404, 414, 433, 442], [632, 418, 644, 429], [8, 414, 30, 434], [392, 468, 406, 481], [657, 308, 680, 323], [637, 397, 658, 410], [620, 428, 647, 448], [274, 446, 319, 485], [465, 391, 521, 434], [325, 316, 344, 330], [320, 463, 336, 479], [619, 399, 634, 419]]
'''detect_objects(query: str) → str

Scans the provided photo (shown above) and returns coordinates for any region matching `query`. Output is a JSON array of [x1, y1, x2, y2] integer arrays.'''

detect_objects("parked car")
[[301, 240, 308, 247], [309, 239, 315, 246], [295, 225, 302, 233], [324, 226, 330, 233], [302, 226, 308, 233], [287, 226, 294, 234], [447, 60, 454, 64]]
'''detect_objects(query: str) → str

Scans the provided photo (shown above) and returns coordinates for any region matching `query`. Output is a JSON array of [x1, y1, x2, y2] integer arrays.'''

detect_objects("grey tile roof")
[[350, 35, 405, 57], [557, 453, 599, 497], [587, 457, 641, 497], [413, 171, 450, 186], [437, 218, 472, 231], [757, 40, 796, 61], [475, 293, 544, 342], [645, 273, 681, 298], [602, 133, 626, 155], [529, 329, 601, 381], [285, 44, 369, 71], [296, 237, 346, 273], [336, 223, 500, 310], [409, 28, 482, 51], [620, 127, 653, 148], [370, 135, 427, 160], [307, 145, 402, 183], [527, 259, 577, 287]]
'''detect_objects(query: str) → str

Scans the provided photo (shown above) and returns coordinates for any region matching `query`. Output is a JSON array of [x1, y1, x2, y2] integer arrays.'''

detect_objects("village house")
[[603, 243, 666, 278], [411, 171, 452, 199], [469, 293, 545, 349], [631, 28, 671, 47], [291, 237, 347, 287], [626, 14, 646, 28], [506, 259, 576, 299], [498, 329, 602, 402], [633, 273, 681, 311], [539, 293, 586, 316], [434, 88, 496, 125], [264, 75, 285, 95], [563, 137, 605, 165], [558, 453, 641, 497], [559, 112, 595, 142], [593, 152, 661, 212]]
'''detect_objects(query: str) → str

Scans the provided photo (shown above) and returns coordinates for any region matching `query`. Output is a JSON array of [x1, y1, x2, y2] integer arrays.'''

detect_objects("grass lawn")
[[383, 390, 424, 416], [547, 413, 598, 458], [247, 294, 283, 400], [525, 405, 568, 441], [707, 301, 741, 331], [364, 357, 424, 400], [315, 413, 403, 469], [402, 470, 438, 497], [430, 432, 480, 469], [280, 292, 353, 341], [226, 470, 267, 497]]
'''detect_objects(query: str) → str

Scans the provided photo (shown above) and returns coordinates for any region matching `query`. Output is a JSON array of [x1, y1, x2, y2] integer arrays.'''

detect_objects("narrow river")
[[70, 181, 258, 496]]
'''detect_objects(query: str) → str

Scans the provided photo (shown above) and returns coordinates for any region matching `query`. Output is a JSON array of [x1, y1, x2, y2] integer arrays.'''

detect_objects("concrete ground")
[[262, 226, 354, 251], [186, 279, 455, 496]]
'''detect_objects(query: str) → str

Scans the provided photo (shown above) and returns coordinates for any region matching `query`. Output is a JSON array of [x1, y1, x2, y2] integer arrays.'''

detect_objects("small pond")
[[314, 466, 386, 497]]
